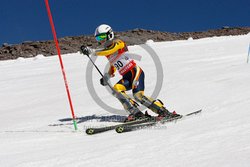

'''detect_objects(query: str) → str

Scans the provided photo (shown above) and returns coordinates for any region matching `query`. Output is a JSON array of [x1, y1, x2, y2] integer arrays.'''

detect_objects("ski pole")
[[81, 47, 115, 92], [81, 47, 140, 109], [80, 47, 136, 105]]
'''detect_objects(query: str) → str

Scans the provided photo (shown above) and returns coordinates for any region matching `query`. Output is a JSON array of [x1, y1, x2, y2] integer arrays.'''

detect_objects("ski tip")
[[86, 128, 95, 135], [185, 109, 202, 116]]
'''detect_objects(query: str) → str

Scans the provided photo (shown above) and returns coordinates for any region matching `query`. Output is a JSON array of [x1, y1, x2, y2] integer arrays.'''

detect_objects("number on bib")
[[114, 60, 124, 70]]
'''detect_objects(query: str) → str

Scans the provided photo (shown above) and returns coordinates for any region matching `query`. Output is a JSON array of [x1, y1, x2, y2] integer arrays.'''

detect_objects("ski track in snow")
[[0, 34, 250, 167]]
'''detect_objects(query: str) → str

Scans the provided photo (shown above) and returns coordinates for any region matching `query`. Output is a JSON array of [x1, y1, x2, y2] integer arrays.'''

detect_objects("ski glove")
[[100, 73, 111, 86], [80, 45, 93, 55]]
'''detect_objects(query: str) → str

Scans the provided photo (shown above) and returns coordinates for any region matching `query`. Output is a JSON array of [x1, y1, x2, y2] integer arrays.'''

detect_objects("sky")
[[1, 0, 250, 45]]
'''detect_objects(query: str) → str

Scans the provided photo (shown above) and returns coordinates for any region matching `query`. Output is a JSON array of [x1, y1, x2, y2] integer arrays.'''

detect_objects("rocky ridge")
[[0, 27, 249, 60]]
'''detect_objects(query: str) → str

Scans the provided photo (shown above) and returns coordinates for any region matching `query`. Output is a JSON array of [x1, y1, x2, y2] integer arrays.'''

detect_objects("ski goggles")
[[95, 33, 107, 41]]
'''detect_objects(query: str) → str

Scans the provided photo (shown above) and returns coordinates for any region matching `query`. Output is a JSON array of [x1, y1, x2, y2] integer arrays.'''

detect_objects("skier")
[[81, 24, 179, 121]]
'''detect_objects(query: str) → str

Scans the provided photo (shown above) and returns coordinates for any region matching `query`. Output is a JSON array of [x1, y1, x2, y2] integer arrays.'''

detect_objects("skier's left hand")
[[132, 80, 139, 89], [100, 73, 110, 86]]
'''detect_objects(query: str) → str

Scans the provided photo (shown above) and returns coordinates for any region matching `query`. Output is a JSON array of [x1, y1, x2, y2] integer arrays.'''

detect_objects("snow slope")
[[0, 34, 250, 167]]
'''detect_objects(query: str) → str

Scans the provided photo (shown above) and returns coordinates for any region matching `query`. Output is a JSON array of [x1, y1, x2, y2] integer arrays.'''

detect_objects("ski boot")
[[124, 110, 145, 122], [123, 99, 146, 122], [124, 109, 154, 122], [157, 107, 180, 121], [139, 96, 180, 121], [114, 91, 143, 122]]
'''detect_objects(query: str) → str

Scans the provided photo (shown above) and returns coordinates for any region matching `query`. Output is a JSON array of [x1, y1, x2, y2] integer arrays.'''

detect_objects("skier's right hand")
[[80, 45, 92, 55]]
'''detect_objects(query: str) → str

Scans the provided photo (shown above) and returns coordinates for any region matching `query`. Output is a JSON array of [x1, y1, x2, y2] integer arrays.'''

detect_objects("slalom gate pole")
[[44, 0, 78, 130], [247, 43, 250, 64]]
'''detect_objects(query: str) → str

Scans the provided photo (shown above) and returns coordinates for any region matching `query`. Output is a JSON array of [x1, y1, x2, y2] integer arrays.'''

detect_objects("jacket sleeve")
[[95, 40, 126, 56]]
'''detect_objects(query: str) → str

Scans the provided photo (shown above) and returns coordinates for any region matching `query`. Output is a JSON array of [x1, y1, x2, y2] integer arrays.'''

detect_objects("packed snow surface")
[[0, 34, 250, 167]]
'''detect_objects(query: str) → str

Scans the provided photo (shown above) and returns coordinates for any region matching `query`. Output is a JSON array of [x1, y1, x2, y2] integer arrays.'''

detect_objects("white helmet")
[[94, 24, 114, 43]]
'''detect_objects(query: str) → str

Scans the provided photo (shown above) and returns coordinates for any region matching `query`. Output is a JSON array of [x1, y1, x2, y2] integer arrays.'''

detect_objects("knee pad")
[[113, 84, 126, 92]]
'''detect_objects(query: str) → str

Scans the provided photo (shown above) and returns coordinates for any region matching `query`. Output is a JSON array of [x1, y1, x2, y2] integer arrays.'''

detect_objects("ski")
[[85, 117, 150, 135], [115, 109, 202, 133]]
